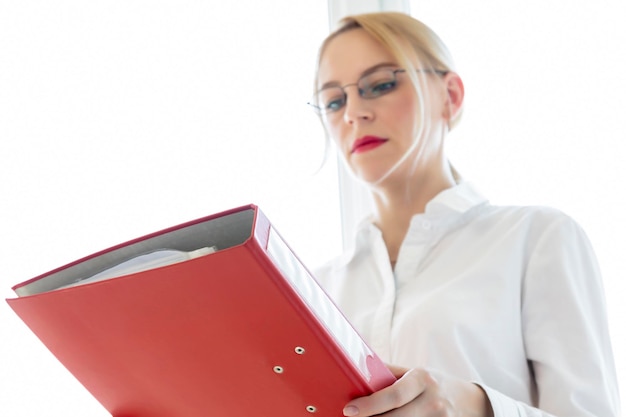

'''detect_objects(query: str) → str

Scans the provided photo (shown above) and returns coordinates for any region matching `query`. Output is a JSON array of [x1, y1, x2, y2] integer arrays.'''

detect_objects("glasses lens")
[[314, 87, 345, 114], [360, 69, 398, 98]]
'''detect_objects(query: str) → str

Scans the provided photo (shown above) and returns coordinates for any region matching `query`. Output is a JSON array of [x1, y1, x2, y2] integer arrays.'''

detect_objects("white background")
[[0, 1, 339, 415], [1, 1, 624, 415]]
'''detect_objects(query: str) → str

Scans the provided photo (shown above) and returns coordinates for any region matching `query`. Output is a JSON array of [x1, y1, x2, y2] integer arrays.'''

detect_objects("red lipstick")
[[351, 136, 388, 154]]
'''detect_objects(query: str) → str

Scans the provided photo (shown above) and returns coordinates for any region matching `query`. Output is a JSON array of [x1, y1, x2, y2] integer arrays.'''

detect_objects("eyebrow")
[[318, 62, 399, 91]]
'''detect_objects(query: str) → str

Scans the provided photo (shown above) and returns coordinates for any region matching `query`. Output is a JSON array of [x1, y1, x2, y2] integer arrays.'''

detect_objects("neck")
[[369, 163, 456, 264]]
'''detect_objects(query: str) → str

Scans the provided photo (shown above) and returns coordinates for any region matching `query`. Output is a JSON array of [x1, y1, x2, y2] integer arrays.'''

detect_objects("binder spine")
[[262, 225, 376, 385]]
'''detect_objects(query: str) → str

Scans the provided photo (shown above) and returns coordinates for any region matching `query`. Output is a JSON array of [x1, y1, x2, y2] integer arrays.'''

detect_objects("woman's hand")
[[343, 365, 494, 417]]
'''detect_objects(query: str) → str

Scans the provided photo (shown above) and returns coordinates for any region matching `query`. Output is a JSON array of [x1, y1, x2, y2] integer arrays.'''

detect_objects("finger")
[[343, 369, 427, 417], [386, 364, 410, 378], [383, 386, 450, 417]]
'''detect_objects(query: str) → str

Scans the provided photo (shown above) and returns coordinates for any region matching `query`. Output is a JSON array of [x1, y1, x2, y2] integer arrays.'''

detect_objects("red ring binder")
[[7, 204, 395, 417]]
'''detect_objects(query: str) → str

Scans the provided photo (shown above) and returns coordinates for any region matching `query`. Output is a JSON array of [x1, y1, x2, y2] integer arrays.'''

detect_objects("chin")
[[350, 167, 394, 186]]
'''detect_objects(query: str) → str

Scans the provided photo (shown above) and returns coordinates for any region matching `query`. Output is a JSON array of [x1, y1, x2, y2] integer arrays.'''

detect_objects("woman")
[[310, 12, 620, 417]]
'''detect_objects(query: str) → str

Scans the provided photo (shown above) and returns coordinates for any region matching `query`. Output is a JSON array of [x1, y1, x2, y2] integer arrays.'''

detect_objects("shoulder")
[[478, 203, 575, 225], [435, 182, 584, 240], [479, 205, 602, 284], [472, 203, 587, 240], [466, 204, 598, 268]]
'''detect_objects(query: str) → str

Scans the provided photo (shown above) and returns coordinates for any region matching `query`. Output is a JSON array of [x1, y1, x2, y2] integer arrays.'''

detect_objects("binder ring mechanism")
[[272, 346, 317, 413]]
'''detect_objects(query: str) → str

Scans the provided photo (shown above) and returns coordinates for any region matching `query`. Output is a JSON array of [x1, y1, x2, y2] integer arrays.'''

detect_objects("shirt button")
[[421, 220, 432, 230]]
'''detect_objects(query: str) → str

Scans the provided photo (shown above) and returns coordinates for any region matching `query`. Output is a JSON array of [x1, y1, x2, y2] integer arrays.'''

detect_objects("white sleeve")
[[484, 213, 620, 416]]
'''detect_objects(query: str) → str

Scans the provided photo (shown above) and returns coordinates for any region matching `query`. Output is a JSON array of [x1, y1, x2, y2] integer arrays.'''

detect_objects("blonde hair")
[[315, 12, 463, 130]]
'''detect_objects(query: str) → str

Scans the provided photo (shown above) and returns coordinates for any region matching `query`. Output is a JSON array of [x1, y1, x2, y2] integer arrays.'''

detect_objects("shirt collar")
[[423, 181, 488, 215], [336, 182, 488, 266]]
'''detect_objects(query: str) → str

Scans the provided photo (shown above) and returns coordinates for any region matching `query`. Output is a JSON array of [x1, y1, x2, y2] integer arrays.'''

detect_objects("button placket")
[[367, 231, 396, 361]]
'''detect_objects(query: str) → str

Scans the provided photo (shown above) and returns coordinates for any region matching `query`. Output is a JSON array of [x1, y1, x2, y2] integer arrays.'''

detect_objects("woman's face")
[[316, 29, 448, 186]]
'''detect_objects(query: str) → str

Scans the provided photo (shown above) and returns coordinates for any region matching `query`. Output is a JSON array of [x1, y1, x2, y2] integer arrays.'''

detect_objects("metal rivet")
[[306, 405, 317, 413], [295, 346, 305, 355], [273, 366, 284, 374]]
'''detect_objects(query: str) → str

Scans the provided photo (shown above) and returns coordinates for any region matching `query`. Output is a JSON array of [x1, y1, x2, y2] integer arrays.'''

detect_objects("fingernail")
[[343, 405, 359, 416]]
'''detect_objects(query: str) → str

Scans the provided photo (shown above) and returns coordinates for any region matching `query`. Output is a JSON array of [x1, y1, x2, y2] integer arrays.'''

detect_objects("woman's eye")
[[326, 97, 345, 112], [370, 80, 396, 96]]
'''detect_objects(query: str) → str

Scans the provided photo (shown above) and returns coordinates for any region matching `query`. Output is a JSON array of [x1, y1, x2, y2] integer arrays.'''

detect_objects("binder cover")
[[7, 205, 395, 417]]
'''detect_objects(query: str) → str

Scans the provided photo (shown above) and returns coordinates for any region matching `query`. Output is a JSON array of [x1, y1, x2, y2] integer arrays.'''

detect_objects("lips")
[[351, 136, 388, 154]]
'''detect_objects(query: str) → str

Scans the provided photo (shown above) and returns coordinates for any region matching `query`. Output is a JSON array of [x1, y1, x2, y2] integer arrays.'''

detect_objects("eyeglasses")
[[308, 68, 447, 115]]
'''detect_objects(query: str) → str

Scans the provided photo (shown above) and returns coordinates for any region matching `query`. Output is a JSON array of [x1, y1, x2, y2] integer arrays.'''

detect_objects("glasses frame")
[[308, 68, 448, 115]]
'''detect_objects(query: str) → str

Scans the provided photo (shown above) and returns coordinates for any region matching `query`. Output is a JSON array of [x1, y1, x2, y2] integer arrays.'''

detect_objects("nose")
[[342, 87, 374, 125]]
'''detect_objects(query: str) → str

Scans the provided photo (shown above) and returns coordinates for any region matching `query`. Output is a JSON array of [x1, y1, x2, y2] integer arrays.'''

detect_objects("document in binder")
[[7, 205, 395, 417]]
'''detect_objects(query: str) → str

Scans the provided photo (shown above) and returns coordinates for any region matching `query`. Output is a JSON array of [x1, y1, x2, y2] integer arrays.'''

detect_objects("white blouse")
[[313, 182, 620, 417]]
